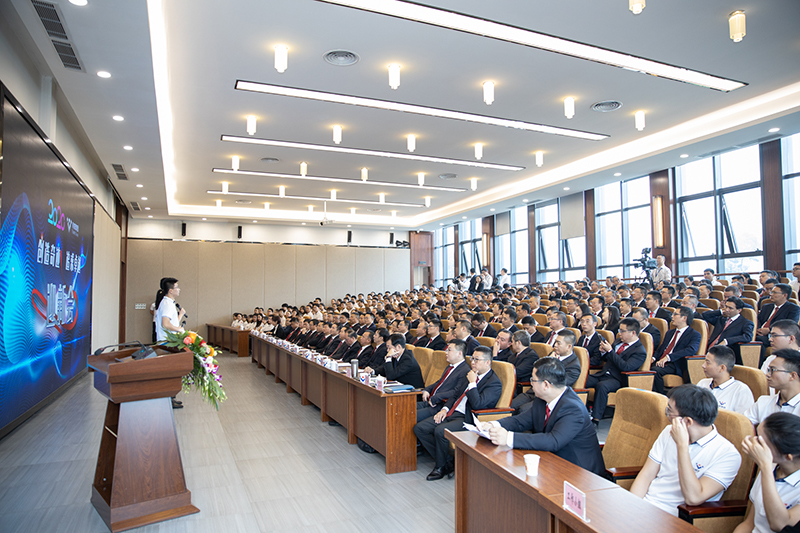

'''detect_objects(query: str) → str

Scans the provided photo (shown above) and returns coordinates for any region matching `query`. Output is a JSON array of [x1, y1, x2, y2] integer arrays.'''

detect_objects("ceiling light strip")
[[234, 81, 606, 141], [212, 168, 467, 192], [221, 134, 525, 171], [207, 189, 424, 208], [316, 0, 746, 92]]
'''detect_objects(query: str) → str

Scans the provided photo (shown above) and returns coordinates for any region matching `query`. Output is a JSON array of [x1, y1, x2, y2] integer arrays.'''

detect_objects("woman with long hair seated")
[[601, 305, 621, 336]]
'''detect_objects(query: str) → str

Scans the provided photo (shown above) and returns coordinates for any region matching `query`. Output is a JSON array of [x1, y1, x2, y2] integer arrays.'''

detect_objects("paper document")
[[463, 422, 491, 440]]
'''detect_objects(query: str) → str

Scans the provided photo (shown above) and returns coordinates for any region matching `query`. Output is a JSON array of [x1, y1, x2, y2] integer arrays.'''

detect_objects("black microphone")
[[175, 301, 189, 319], [94, 341, 156, 360]]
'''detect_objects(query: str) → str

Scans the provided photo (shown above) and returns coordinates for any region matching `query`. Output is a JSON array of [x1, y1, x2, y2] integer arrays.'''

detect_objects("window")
[[594, 177, 652, 279], [676, 145, 763, 276], [535, 200, 587, 282], [434, 226, 455, 288], [494, 206, 529, 285], [459, 218, 483, 275], [783, 132, 800, 268]]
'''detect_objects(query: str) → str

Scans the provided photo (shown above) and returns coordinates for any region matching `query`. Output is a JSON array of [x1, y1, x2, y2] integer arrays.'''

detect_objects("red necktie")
[[431, 366, 454, 397], [548, 332, 556, 345], [650, 311, 655, 318], [616, 343, 627, 355], [709, 319, 732, 349], [583, 336, 589, 348], [544, 405, 551, 426], [662, 331, 680, 357], [765, 306, 779, 329], [447, 389, 468, 417]]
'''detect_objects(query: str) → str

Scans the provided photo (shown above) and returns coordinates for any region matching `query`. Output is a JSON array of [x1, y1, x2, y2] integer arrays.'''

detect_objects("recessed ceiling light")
[[112, 115, 124, 121], [301, 222, 306, 225], [131, 167, 140, 172], [253, 220, 258, 223], [522, 199, 529, 203], [680, 154, 689, 158], [69, 0, 88, 5], [123, 145, 133, 150], [614, 172, 622, 177], [235, 81, 607, 141], [209, 188, 424, 208], [144, 207, 151, 210], [490, 208, 495, 212], [769, 127, 780, 133], [97, 71, 111, 78], [462, 216, 467, 219], [202, 218, 207, 221], [221, 135, 524, 171], [147, 215, 153, 218], [136, 183, 143, 188], [141, 197, 148, 200], [390, 227, 394, 230], [347, 224, 352, 227], [563, 187, 570, 190], [439, 222, 444, 225], [318, 0, 745, 92]]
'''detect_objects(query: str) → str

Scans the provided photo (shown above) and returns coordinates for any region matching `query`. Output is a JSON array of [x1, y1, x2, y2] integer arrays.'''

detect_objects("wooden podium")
[[87, 347, 200, 532]]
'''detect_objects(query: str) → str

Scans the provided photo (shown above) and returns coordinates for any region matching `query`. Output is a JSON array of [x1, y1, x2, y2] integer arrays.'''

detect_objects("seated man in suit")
[[422, 320, 447, 351], [520, 316, 545, 343], [723, 285, 753, 309], [506, 330, 539, 389], [756, 284, 800, 348], [471, 313, 497, 339], [354, 330, 375, 368], [414, 346, 502, 480], [453, 319, 480, 356], [578, 314, 603, 366], [492, 330, 513, 362], [543, 312, 567, 346], [410, 318, 429, 347], [619, 298, 634, 319], [585, 317, 647, 425], [631, 286, 647, 309], [698, 345, 754, 413], [364, 334, 425, 389], [633, 308, 662, 350], [645, 291, 672, 321], [334, 328, 360, 362], [500, 308, 519, 334], [661, 286, 680, 309], [417, 339, 470, 421], [510, 329, 582, 414], [482, 357, 605, 477], [680, 294, 704, 321], [702, 297, 755, 365], [365, 328, 390, 369], [322, 323, 344, 355], [652, 306, 702, 394], [630, 385, 742, 517]]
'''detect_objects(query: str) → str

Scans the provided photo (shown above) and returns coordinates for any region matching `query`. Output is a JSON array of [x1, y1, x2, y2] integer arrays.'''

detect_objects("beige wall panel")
[[325, 246, 356, 303], [162, 241, 199, 336], [197, 242, 232, 336], [355, 248, 384, 295], [264, 244, 296, 307], [295, 246, 326, 306], [231, 244, 266, 316], [125, 239, 163, 343], [91, 208, 121, 352], [384, 249, 411, 293]]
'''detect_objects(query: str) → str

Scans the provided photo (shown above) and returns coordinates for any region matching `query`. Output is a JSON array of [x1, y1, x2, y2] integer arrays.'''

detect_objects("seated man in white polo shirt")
[[630, 384, 742, 516], [745, 348, 800, 427], [697, 346, 754, 414]]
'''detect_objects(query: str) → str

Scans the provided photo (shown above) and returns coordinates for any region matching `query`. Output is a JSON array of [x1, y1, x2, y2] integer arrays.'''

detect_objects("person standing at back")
[[155, 277, 185, 409]]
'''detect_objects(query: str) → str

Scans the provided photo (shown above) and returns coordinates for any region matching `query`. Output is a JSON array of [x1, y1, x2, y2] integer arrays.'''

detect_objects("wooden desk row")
[[446, 431, 701, 533], [247, 333, 418, 474], [205, 324, 250, 357]]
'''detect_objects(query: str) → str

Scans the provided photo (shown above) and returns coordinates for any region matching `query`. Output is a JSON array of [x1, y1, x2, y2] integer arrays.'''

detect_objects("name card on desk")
[[563, 481, 589, 522]]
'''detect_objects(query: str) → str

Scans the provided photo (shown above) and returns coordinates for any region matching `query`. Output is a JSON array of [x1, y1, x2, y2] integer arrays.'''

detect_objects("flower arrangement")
[[161, 330, 227, 410]]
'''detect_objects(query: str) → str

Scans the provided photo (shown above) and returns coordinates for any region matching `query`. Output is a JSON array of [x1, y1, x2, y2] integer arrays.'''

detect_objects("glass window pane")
[[720, 256, 763, 276], [445, 226, 454, 244], [680, 259, 717, 277], [626, 206, 652, 263], [563, 269, 587, 283], [624, 177, 650, 207], [678, 158, 714, 197], [536, 203, 559, 225], [784, 133, 800, 175], [540, 271, 560, 283], [595, 182, 621, 213], [564, 236, 586, 268], [515, 230, 529, 275], [460, 221, 471, 241], [513, 206, 528, 231], [598, 266, 624, 280], [539, 226, 559, 271], [721, 188, 762, 255], [719, 145, 760, 188], [680, 197, 716, 257], [497, 234, 511, 276], [444, 245, 454, 280], [435, 246, 443, 282], [512, 273, 528, 286], [786, 253, 800, 272], [596, 212, 623, 266], [785, 177, 800, 252]]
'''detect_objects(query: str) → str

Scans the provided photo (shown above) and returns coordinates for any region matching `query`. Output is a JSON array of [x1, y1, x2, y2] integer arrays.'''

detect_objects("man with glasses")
[[414, 346, 502, 480], [756, 284, 800, 350], [652, 307, 702, 395], [417, 339, 470, 422], [422, 320, 446, 351], [480, 357, 606, 476], [585, 318, 647, 426], [745, 348, 800, 426], [630, 385, 741, 516], [759, 320, 800, 380], [702, 297, 755, 365]]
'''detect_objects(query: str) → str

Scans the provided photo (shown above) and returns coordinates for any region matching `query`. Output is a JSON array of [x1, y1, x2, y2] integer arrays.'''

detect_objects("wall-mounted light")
[[300, 161, 307, 176], [483, 81, 494, 105], [274, 44, 288, 73], [333, 124, 342, 144], [361, 167, 368, 181], [388, 64, 401, 89], [653, 195, 665, 248], [535, 151, 544, 167], [246, 115, 257, 135], [424, 196, 431, 207], [264, 202, 270, 211], [418, 172, 425, 186], [222, 181, 229, 194], [308, 205, 314, 212], [391, 210, 397, 217], [350, 207, 356, 215], [330, 189, 337, 200], [474, 143, 483, 160], [564, 97, 575, 119], [216, 199, 222, 207], [729, 11, 746, 42], [470, 177, 478, 191], [279, 185, 285, 197], [407, 134, 416, 152], [231, 156, 240, 171], [635, 110, 646, 131], [629, 0, 645, 15], [379, 192, 386, 203]]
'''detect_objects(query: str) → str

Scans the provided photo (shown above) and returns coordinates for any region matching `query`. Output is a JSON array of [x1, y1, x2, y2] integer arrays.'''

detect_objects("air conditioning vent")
[[31, 1, 83, 71], [111, 163, 128, 180], [438, 173, 458, 180], [51, 40, 81, 70], [130, 201, 141, 211], [591, 100, 623, 113], [323, 50, 360, 66]]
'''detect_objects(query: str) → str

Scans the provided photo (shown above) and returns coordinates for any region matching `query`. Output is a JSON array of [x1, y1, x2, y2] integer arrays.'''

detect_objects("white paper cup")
[[524, 454, 540, 476]]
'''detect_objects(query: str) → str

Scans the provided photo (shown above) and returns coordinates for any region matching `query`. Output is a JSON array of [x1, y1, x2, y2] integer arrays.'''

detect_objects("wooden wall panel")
[[162, 241, 199, 339], [125, 240, 163, 343], [92, 207, 121, 352], [355, 247, 384, 295], [231, 243, 266, 316], [326, 246, 356, 302], [295, 246, 326, 305], [264, 244, 296, 308], [385, 249, 411, 293], [197, 242, 231, 338], [761, 140, 785, 270]]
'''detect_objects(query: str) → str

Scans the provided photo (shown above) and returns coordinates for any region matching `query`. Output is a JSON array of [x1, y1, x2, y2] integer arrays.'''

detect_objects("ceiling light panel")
[[207, 188, 425, 208], [316, 0, 746, 92]]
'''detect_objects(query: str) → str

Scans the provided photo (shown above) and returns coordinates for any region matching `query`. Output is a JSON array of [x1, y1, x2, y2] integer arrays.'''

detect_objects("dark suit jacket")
[[653, 327, 701, 378], [304, 331, 324, 348], [702, 311, 755, 346], [507, 347, 538, 383], [366, 343, 387, 369], [758, 302, 800, 328], [498, 387, 605, 477], [328, 339, 348, 358], [505, 324, 519, 334], [423, 360, 470, 409], [475, 325, 497, 339], [424, 335, 447, 351], [412, 336, 428, 347], [323, 337, 343, 356], [666, 301, 681, 309], [529, 329, 545, 344], [643, 324, 662, 350], [578, 333, 603, 366], [648, 308, 673, 321], [559, 353, 582, 388], [495, 347, 513, 362], [355, 345, 375, 368], [336, 341, 360, 362], [442, 370, 502, 421], [464, 336, 480, 356], [374, 350, 425, 389], [592, 341, 647, 385], [284, 327, 301, 342]]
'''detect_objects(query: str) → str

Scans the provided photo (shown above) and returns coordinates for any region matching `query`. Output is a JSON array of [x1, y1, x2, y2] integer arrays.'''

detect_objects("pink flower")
[[183, 337, 192, 345]]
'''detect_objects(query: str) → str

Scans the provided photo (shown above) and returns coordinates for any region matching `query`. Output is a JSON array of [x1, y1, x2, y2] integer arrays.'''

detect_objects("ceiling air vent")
[[591, 100, 623, 113], [129, 201, 141, 211], [323, 50, 360, 66], [31, 1, 83, 71], [111, 163, 128, 180], [438, 173, 458, 180], [235, 200, 252, 204], [260, 157, 280, 163]]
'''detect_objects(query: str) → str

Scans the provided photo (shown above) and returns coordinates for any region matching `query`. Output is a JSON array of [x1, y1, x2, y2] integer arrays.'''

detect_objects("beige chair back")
[[425, 350, 448, 387], [638, 332, 654, 363], [731, 365, 768, 400], [532, 313, 548, 326], [476, 336, 495, 348], [480, 311, 492, 321], [536, 325, 552, 339], [412, 347, 433, 383], [740, 308, 757, 341], [440, 319, 449, 331], [490, 361, 516, 408], [713, 409, 756, 500], [596, 329, 615, 345], [648, 317, 669, 344], [690, 319, 709, 355], [573, 346, 589, 389], [530, 342, 553, 359], [490, 322, 503, 332]]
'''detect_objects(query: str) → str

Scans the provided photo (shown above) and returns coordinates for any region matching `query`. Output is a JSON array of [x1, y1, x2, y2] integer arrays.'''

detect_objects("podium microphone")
[[94, 341, 156, 360]]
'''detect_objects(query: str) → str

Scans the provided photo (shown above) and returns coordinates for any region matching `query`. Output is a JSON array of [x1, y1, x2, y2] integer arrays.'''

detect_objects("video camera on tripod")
[[633, 248, 658, 284]]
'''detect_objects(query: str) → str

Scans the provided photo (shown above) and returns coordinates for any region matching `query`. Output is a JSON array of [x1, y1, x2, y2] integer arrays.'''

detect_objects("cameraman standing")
[[652, 255, 672, 286]]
